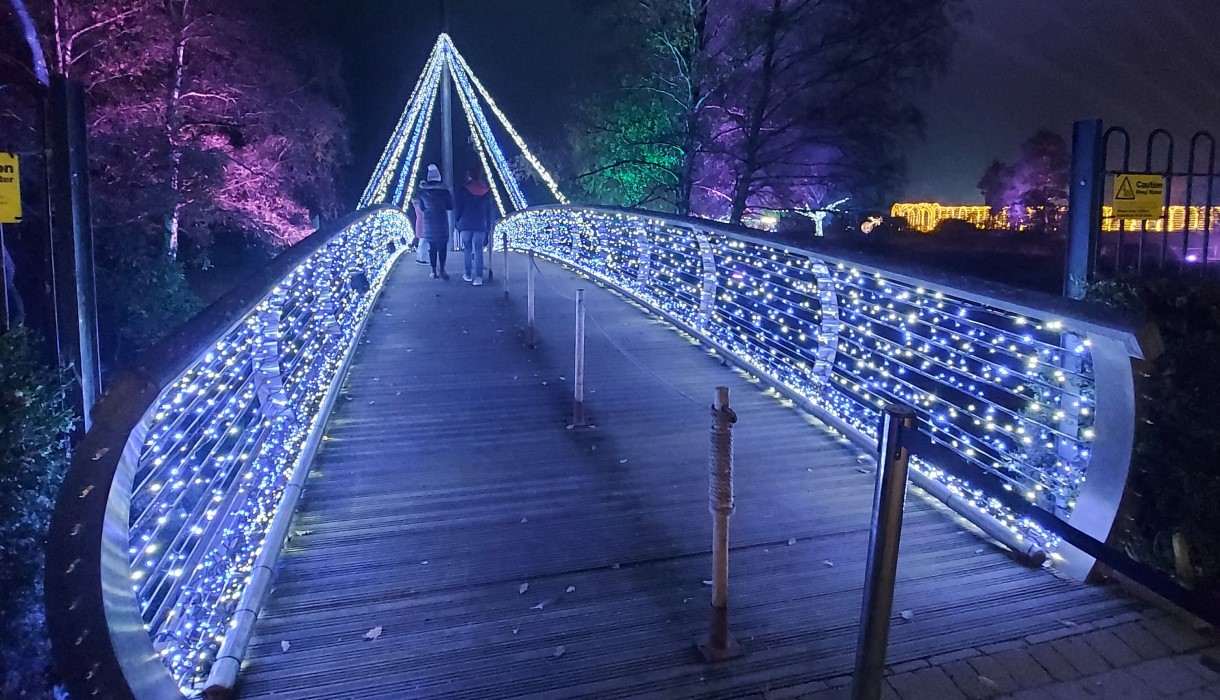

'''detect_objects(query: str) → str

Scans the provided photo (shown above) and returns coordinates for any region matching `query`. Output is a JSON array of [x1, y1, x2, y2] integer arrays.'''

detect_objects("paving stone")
[[1050, 636, 1111, 676], [1127, 657, 1206, 694], [1176, 688, 1220, 700], [889, 659, 929, 675], [1184, 654, 1220, 682], [1140, 617, 1209, 653], [989, 649, 1053, 687], [966, 655, 1021, 695], [1081, 628, 1141, 668], [999, 687, 1058, 699], [887, 667, 966, 700], [1027, 641, 1081, 681], [929, 648, 982, 666], [979, 639, 1026, 655], [943, 660, 1001, 699], [800, 686, 849, 700], [1113, 621, 1173, 660], [1045, 669, 1160, 699], [1026, 627, 1078, 645], [769, 680, 828, 699]]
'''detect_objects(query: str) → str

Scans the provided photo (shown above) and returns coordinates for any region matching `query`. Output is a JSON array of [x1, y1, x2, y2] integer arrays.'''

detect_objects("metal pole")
[[699, 386, 740, 662], [1065, 119, 1104, 299], [502, 226, 510, 300], [852, 405, 916, 700], [0, 223, 9, 330], [573, 288, 587, 426], [527, 249, 536, 346], [46, 75, 101, 431]]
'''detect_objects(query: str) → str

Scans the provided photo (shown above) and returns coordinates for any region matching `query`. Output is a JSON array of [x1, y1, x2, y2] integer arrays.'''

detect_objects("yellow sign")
[[1111, 173, 1164, 220], [0, 153, 20, 224]]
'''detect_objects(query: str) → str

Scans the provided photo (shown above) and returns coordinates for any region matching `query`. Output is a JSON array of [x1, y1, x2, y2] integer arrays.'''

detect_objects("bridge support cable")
[[443, 45, 529, 209], [360, 41, 444, 207], [440, 35, 568, 204], [391, 55, 446, 208]]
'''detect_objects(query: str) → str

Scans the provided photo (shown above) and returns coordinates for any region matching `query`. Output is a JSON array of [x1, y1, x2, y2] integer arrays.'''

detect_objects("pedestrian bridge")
[[45, 35, 1158, 700]]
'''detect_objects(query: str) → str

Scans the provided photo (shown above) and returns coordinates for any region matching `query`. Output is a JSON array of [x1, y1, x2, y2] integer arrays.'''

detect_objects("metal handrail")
[[45, 205, 411, 700], [497, 204, 1161, 580]]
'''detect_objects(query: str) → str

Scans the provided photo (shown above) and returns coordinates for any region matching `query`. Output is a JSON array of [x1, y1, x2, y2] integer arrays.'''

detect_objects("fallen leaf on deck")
[[281, 640, 290, 652], [532, 602, 546, 610], [978, 676, 998, 690], [553, 645, 566, 658], [702, 580, 713, 586], [420, 560, 429, 565], [856, 468, 871, 474], [1060, 619, 1078, 628], [611, 563, 620, 569], [292, 530, 314, 537], [975, 548, 985, 554], [520, 518, 528, 523], [619, 458, 629, 464], [368, 400, 376, 405], [519, 583, 529, 594], [542, 381, 548, 385], [823, 560, 834, 567], [364, 626, 383, 640], [566, 586, 576, 593], [787, 537, 797, 546], [512, 627, 519, 634], [899, 610, 914, 621]]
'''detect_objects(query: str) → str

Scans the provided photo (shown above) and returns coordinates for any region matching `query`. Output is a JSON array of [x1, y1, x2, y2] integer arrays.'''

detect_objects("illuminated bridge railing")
[[47, 206, 412, 699], [499, 206, 1156, 577]]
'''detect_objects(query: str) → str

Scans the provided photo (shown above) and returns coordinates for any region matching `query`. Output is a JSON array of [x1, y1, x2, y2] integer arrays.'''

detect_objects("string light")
[[126, 209, 411, 692], [440, 34, 569, 204], [498, 207, 1101, 551]]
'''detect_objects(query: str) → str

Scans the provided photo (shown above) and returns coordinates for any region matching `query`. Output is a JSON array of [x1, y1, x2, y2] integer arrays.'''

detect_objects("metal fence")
[[1096, 126, 1219, 275]]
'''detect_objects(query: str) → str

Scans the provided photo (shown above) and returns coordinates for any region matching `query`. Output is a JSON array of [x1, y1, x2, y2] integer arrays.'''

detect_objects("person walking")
[[454, 167, 497, 286], [412, 164, 453, 279]]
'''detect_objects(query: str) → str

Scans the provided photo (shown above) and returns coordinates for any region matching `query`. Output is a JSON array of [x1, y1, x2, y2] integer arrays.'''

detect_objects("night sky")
[[303, 0, 1220, 205]]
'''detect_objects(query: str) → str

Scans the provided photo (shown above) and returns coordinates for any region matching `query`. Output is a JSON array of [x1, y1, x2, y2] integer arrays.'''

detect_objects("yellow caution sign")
[[1111, 173, 1164, 220], [0, 153, 20, 224]]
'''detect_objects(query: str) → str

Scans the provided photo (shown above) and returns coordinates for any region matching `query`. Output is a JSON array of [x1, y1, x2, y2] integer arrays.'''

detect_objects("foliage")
[[977, 130, 1069, 232], [1087, 276, 1220, 590], [568, 91, 683, 209], [0, 328, 75, 697], [570, 0, 961, 222], [95, 231, 204, 365]]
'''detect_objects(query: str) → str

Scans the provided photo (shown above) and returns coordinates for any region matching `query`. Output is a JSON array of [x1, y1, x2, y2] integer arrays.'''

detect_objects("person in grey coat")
[[412, 164, 453, 279]]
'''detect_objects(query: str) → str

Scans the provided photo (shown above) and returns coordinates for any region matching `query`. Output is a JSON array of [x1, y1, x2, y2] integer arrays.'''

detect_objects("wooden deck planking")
[[238, 253, 1140, 699]]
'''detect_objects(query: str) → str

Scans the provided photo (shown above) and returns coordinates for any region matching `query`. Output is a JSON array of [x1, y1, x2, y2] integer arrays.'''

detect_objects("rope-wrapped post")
[[527, 249, 537, 346], [698, 386, 742, 662], [572, 288, 587, 426], [852, 404, 916, 700]]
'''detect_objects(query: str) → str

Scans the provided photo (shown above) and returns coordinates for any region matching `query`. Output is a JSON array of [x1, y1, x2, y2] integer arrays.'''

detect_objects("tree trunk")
[[674, 0, 708, 217], [728, 0, 782, 226], [164, 0, 188, 259]]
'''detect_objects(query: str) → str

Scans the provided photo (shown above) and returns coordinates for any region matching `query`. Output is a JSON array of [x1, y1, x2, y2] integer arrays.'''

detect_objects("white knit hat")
[[426, 164, 441, 182]]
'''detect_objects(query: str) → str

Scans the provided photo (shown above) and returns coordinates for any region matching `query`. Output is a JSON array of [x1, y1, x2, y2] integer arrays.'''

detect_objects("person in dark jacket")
[[412, 164, 454, 279], [454, 167, 497, 286]]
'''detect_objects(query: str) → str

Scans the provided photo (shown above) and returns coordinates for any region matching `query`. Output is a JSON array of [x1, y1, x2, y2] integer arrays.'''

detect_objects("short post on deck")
[[852, 404, 917, 700], [698, 386, 741, 662], [572, 288, 587, 426], [527, 249, 537, 346]]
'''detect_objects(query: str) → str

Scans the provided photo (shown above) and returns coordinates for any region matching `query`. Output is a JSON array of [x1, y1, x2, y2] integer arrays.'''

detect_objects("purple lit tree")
[[572, 0, 959, 224], [978, 130, 1069, 232]]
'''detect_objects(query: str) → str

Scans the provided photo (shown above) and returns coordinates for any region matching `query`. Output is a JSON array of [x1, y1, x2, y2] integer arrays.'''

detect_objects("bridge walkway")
[[236, 253, 1140, 699]]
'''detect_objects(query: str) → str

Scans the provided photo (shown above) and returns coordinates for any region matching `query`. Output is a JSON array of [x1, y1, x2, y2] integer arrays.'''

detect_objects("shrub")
[[0, 328, 75, 697], [1088, 277, 1220, 590]]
